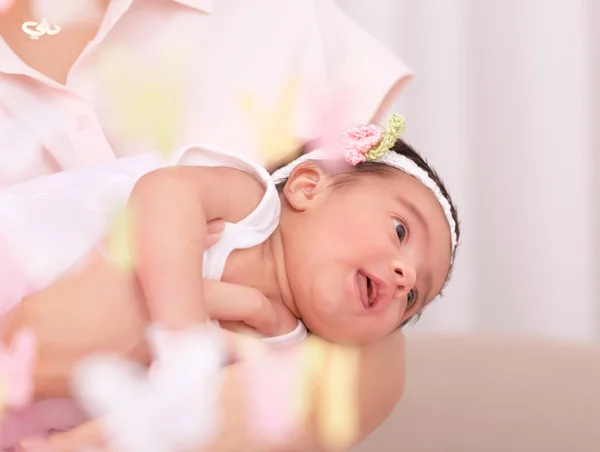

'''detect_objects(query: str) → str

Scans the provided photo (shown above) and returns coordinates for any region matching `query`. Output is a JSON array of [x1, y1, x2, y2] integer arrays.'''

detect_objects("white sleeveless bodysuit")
[[0, 144, 307, 450], [0, 143, 307, 345]]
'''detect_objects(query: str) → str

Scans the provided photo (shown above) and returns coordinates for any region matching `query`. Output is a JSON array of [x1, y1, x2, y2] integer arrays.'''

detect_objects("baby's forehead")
[[371, 169, 438, 203]]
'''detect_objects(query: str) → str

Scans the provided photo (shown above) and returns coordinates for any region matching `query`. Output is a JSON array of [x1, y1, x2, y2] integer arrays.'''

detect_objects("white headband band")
[[270, 114, 458, 260]]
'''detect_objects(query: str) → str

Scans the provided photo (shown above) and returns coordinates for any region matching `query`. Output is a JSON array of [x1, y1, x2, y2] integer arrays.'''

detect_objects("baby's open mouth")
[[357, 271, 379, 309]]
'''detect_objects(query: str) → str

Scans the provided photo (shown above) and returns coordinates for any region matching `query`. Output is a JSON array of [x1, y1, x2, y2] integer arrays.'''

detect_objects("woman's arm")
[[354, 331, 406, 444], [282, 331, 406, 451], [209, 331, 407, 451], [38, 330, 406, 451]]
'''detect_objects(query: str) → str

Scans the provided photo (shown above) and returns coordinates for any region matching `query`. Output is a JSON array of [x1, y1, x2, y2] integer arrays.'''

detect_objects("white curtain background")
[[337, 0, 599, 341]]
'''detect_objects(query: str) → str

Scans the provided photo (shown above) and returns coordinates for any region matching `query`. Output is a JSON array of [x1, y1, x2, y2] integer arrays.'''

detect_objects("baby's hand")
[[203, 280, 283, 337], [205, 219, 225, 249], [204, 223, 285, 337]]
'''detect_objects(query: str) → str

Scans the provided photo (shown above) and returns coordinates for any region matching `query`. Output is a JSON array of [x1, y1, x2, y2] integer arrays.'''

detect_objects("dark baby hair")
[[269, 138, 461, 327], [270, 138, 460, 249]]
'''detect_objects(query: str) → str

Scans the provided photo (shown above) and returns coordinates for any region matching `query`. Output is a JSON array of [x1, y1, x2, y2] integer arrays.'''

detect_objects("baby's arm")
[[204, 281, 281, 336], [129, 166, 265, 331]]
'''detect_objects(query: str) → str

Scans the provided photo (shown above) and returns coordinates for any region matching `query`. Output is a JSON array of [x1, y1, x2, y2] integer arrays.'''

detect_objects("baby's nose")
[[391, 260, 417, 299]]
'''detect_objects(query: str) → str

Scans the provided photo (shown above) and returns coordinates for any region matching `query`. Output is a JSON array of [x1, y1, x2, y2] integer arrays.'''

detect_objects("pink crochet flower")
[[341, 124, 383, 165]]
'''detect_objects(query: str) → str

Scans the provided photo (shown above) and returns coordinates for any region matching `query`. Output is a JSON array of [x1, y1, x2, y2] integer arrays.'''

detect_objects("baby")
[[0, 114, 459, 450]]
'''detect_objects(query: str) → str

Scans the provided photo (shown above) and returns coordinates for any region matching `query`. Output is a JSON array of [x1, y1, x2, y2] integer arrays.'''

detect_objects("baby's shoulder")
[[139, 165, 268, 224], [203, 166, 267, 223]]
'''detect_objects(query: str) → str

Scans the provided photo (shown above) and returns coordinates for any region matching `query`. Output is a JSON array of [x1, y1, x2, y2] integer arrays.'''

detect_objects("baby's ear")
[[282, 162, 329, 211]]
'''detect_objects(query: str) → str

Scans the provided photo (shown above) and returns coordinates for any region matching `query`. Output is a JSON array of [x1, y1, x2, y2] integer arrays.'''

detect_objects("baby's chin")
[[292, 283, 382, 343], [298, 310, 380, 345], [311, 326, 378, 346]]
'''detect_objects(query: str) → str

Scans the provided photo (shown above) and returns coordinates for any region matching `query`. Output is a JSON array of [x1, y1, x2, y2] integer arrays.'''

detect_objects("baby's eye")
[[392, 218, 407, 241], [407, 289, 416, 309]]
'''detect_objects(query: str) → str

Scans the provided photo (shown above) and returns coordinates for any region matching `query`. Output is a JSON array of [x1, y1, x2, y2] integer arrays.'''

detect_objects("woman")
[[0, 0, 412, 449]]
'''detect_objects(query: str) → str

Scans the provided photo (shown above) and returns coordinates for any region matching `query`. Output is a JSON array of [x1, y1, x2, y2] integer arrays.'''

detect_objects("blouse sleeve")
[[312, 0, 414, 123]]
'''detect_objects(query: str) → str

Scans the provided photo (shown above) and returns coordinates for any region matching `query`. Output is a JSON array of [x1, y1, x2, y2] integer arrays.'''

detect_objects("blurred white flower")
[[73, 326, 225, 452]]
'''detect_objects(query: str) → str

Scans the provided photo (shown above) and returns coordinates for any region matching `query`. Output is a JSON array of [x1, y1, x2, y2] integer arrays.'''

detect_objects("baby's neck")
[[220, 227, 299, 323], [264, 226, 298, 317]]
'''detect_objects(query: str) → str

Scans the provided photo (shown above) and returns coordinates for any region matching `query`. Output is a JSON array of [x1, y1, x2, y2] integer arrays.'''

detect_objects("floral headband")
[[271, 114, 458, 259]]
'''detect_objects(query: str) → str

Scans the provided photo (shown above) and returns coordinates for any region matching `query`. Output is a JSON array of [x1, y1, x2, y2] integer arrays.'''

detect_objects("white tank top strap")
[[260, 319, 308, 346], [211, 319, 308, 347], [170, 143, 281, 280]]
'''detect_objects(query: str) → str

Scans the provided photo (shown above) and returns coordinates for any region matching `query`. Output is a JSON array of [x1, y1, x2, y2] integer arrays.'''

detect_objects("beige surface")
[[353, 333, 600, 452]]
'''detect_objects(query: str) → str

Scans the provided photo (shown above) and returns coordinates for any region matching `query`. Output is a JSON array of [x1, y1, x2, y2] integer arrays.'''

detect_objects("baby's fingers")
[[205, 219, 225, 248], [203, 281, 281, 337]]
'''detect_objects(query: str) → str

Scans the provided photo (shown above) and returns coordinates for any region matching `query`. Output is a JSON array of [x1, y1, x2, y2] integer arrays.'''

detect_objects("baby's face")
[[280, 165, 452, 344]]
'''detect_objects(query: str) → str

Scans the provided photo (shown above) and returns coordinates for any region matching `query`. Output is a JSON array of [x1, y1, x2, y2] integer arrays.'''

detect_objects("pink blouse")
[[0, 0, 413, 189]]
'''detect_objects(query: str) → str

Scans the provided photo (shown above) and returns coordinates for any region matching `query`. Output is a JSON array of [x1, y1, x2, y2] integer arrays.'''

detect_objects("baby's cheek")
[[332, 218, 364, 241]]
